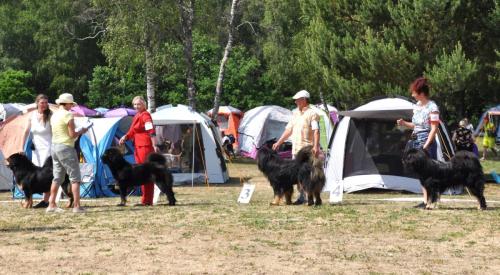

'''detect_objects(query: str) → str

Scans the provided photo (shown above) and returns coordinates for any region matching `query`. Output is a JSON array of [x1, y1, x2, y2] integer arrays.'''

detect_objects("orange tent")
[[207, 106, 243, 149], [0, 104, 59, 159]]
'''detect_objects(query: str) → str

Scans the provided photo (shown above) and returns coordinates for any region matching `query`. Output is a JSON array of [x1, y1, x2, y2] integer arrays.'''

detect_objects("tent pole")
[[192, 123, 195, 187], [90, 119, 99, 197]]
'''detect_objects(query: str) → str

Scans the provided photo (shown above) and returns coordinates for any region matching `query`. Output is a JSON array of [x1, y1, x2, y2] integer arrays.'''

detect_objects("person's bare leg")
[[422, 187, 427, 204], [48, 181, 59, 209], [43, 192, 50, 202], [71, 182, 81, 209]]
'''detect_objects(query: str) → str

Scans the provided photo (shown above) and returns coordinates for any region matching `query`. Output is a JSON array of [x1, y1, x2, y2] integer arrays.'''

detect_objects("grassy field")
[[1, 157, 499, 274]]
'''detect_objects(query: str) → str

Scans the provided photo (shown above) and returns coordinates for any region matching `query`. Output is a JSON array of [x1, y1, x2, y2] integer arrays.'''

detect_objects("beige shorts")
[[51, 143, 81, 184]]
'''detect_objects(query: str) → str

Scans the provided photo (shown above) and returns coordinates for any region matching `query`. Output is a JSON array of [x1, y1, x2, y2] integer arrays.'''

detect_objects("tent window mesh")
[[343, 118, 412, 177]]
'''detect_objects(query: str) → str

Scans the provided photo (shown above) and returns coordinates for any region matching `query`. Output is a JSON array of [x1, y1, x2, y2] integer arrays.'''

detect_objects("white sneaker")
[[72, 207, 86, 213], [46, 207, 65, 213]]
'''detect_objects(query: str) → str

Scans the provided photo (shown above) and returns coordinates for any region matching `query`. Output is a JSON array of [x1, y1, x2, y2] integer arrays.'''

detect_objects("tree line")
[[0, 0, 499, 125]]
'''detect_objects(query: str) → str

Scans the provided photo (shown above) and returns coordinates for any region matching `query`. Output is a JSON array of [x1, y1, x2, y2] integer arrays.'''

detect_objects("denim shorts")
[[407, 131, 437, 159], [51, 143, 81, 184]]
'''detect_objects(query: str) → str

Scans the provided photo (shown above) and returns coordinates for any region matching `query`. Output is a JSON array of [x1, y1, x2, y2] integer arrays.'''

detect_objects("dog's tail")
[[147, 153, 167, 167]]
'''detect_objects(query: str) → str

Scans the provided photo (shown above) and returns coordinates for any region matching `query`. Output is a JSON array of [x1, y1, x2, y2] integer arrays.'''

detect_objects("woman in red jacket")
[[119, 96, 158, 206]]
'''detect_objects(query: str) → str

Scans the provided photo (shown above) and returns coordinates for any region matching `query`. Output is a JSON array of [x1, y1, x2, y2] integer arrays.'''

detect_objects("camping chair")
[[56, 162, 95, 201], [164, 152, 182, 172], [79, 162, 95, 198]]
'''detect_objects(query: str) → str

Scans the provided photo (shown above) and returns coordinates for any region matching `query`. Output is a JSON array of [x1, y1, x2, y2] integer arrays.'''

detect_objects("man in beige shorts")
[[272, 90, 320, 204]]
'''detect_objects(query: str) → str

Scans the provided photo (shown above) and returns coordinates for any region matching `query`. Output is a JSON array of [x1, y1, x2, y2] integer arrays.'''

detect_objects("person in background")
[[46, 93, 88, 213], [119, 96, 158, 206], [480, 115, 497, 161], [397, 77, 440, 208], [28, 94, 52, 208], [181, 127, 194, 170], [463, 118, 475, 132], [272, 90, 320, 205], [453, 119, 474, 153]]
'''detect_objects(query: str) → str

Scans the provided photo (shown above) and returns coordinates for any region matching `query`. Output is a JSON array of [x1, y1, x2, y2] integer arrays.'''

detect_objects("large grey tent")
[[325, 97, 455, 203]]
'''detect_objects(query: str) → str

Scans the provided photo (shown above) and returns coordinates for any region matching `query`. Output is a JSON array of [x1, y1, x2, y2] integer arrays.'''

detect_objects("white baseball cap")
[[292, 90, 310, 100]]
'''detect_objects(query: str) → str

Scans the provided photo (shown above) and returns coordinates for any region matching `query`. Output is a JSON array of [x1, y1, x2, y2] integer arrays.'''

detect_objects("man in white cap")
[[272, 89, 320, 204]]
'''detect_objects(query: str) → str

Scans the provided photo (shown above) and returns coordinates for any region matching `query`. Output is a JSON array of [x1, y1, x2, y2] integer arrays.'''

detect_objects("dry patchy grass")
[[0, 158, 499, 274]]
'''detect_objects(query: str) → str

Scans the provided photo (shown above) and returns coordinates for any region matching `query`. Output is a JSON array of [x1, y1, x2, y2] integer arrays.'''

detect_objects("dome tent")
[[237, 105, 292, 159], [325, 97, 455, 203], [207, 106, 243, 150], [152, 104, 229, 185]]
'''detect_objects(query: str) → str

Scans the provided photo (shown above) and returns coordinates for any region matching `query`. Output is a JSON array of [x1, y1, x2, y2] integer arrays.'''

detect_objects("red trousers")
[[135, 145, 155, 205]]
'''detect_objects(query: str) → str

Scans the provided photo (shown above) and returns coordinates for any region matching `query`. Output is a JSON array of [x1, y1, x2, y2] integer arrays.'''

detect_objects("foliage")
[[0, 0, 498, 125], [425, 43, 478, 123], [87, 65, 144, 108], [0, 69, 34, 103]]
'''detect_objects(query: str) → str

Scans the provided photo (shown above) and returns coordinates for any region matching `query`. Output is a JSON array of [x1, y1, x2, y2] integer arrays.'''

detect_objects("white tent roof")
[[339, 98, 414, 119], [0, 103, 24, 121], [153, 104, 208, 124], [207, 106, 243, 115]]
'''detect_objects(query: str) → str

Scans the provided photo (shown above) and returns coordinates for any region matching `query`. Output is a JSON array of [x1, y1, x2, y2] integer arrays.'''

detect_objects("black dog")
[[6, 153, 73, 208], [101, 147, 176, 206], [403, 148, 486, 210], [257, 144, 325, 206]]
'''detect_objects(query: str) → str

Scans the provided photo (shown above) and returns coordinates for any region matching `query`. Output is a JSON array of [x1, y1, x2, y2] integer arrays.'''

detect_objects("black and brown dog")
[[296, 147, 326, 206], [403, 148, 486, 210], [6, 153, 73, 208], [257, 144, 325, 206], [101, 147, 176, 206]]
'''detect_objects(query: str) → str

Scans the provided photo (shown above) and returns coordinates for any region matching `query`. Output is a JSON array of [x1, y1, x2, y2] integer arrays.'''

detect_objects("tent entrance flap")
[[155, 124, 206, 176], [343, 118, 413, 178]]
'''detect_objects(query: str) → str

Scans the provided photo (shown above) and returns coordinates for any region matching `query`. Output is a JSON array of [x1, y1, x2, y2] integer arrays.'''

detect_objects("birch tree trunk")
[[212, 0, 240, 124], [145, 44, 157, 112], [178, 0, 196, 110]]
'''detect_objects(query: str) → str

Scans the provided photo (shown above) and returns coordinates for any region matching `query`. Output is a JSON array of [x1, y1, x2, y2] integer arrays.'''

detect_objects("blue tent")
[[13, 116, 134, 199], [78, 116, 134, 197], [474, 104, 500, 144]]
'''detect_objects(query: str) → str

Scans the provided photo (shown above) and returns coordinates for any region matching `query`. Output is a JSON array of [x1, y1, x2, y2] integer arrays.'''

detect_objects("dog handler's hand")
[[272, 142, 279, 151], [119, 136, 126, 146], [312, 146, 320, 157]]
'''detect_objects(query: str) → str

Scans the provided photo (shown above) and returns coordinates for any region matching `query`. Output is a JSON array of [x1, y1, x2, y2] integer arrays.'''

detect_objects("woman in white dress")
[[27, 94, 52, 208]]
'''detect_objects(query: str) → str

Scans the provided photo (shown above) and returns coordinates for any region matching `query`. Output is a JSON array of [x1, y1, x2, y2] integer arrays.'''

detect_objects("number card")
[[237, 183, 255, 204]]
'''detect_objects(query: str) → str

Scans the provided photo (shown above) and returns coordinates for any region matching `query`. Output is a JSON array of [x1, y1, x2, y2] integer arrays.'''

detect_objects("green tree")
[[0, 69, 35, 103], [94, 0, 178, 111], [87, 65, 144, 108], [425, 43, 478, 123]]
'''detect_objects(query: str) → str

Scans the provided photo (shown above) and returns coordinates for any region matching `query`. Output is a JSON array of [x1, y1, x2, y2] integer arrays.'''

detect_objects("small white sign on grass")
[[237, 183, 255, 204]]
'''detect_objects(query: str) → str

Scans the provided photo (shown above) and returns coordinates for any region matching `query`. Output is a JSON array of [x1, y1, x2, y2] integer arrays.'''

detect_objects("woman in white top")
[[27, 94, 52, 208]]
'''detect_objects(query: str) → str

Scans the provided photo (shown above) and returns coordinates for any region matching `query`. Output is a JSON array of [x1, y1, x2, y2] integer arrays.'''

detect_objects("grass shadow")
[[0, 226, 68, 233]]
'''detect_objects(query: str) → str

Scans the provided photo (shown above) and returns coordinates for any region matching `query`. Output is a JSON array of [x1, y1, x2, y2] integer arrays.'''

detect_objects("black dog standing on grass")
[[257, 144, 325, 206], [101, 147, 176, 206], [7, 153, 73, 208], [403, 148, 486, 210]]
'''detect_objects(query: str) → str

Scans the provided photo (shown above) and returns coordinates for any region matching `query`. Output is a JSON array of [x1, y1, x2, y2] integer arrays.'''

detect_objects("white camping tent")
[[325, 97, 455, 202], [238, 105, 292, 158], [152, 104, 229, 184], [0, 103, 24, 121], [0, 149, 13, 191]]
